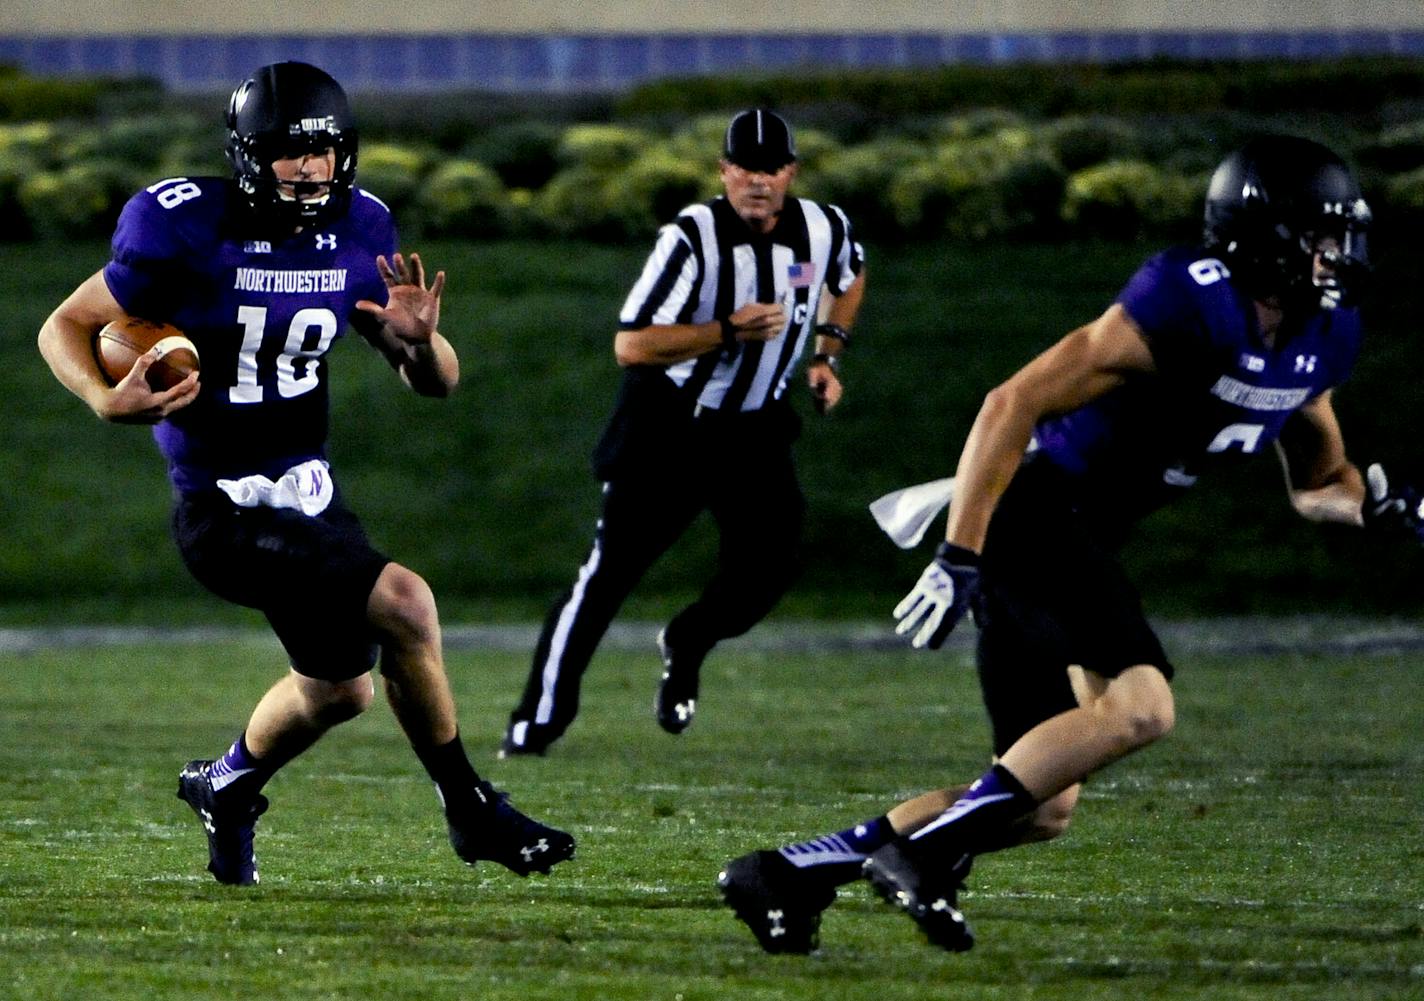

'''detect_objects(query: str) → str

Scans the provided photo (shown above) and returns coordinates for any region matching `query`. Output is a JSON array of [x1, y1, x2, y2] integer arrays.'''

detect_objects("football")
[[95, 316, 200, 391]]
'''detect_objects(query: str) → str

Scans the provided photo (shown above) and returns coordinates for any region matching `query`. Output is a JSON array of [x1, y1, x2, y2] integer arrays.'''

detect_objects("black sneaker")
[[863, 840, 975, 952], [498, 724, 549, 759], [176, 759, 269, 886], [717, 850, 837, 954], [654, 628, 704, 734], [446, 782, 575, 876]]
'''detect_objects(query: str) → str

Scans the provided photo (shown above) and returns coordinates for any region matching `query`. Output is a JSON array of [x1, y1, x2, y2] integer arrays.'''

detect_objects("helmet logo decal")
[[294, 116, 336, 134]]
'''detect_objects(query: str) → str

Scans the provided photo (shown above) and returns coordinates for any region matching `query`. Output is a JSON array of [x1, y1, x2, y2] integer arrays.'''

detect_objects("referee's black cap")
[[723, 109, 797, 173]]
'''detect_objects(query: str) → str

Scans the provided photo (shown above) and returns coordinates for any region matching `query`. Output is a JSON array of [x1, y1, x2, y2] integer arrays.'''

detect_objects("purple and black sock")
[[777, 814, 896, 885]]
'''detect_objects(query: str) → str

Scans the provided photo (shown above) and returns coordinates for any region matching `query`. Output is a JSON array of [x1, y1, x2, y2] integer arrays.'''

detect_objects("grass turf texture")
[[1, 637, 1419, 1001]]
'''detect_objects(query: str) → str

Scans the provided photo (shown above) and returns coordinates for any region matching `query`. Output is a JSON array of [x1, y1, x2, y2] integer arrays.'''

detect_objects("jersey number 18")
[[231, 306, 338, 403]]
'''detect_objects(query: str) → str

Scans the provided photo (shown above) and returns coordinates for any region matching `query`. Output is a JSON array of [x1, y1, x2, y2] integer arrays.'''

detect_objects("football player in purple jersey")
[[717, 136, 1421, 954], [37, 61, 574, 885]]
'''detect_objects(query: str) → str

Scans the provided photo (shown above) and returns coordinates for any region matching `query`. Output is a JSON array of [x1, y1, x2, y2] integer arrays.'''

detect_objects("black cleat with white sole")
[[654, 628, 705, 735], [863, 840, 975, 952], [717, 850, 838, 954], [446, 782, 575, 876], [176, 759, 268, 886]]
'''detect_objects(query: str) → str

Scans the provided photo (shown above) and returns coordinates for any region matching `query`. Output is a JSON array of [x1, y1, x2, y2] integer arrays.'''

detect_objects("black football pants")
[[507, 430, 804, 750]]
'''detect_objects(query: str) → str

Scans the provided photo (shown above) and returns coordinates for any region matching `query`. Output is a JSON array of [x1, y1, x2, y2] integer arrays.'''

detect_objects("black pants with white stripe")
[[506, 411, 805, 750]]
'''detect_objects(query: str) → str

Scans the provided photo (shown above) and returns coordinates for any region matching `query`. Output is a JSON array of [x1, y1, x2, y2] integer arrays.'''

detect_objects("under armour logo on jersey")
[[315, 234, 337, 250], [1294, 354, 1318, 373], [520, 838, 550, 862], [767, 909, 786, 938]]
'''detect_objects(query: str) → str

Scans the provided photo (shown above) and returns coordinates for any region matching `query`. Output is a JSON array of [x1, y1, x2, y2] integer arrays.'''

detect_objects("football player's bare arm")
[[354, 252, 459, 397], [38, 271, 198, 423], [614, 301, 786, 367], [805, 270, 867, 413], [1275, 390, 1366, 525], [822, 269, 866, 331], [946, 303, 1157, 553]]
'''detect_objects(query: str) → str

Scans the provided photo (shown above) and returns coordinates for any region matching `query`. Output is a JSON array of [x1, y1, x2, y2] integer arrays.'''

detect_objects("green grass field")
[[2, 634, 1419, 1001]]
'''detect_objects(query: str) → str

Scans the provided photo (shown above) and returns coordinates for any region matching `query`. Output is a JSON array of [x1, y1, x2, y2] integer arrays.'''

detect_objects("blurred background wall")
[[3, 1, 1424, 93]]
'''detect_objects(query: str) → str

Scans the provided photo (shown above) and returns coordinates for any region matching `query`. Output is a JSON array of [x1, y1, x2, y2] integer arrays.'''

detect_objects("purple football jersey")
[[1034, 246, 1363, 521], [103, 177, 396, 493]]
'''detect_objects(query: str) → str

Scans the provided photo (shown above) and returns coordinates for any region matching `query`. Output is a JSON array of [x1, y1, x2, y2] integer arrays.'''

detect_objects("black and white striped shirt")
[[618, 195, 864, 413]]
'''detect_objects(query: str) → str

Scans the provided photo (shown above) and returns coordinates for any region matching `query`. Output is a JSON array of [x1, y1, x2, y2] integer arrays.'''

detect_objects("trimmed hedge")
[[613, 58, 1424, 120], [5, 60, 1424, 243]]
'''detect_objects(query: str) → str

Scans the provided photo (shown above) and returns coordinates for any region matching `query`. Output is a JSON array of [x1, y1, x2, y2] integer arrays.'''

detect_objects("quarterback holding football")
[[38, 61, 574, 886]]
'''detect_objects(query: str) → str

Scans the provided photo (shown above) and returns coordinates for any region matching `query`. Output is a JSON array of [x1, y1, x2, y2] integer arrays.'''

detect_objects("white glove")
[[1363, 462, 1424, 541], [892, 543, 982, 649]]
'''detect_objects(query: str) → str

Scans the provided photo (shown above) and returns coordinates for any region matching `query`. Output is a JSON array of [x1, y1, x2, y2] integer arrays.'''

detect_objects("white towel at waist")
[[216, 458, 333, 517]]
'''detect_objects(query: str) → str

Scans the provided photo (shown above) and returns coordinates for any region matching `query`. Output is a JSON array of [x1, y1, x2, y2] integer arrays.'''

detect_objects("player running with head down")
[[38, 61, 574, 885], [717, 135, 1421, 953]]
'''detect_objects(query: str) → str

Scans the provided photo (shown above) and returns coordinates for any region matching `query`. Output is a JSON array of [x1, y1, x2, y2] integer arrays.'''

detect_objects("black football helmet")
[[225, 61, 358, 229], [1203, 135, 1371, 310]]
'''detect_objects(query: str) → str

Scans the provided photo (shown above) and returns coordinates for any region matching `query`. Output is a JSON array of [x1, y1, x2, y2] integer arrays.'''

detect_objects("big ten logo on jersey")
[[1188, 257, 1231, 286]]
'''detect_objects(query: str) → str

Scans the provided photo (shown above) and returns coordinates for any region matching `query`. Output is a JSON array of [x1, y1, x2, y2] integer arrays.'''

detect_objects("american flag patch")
[[787, 262, 816, 288]]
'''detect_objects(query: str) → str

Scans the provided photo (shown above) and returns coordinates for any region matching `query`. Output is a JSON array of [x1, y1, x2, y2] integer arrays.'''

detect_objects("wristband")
[[934, 541, 980, 566], [815, 322, 851, 345], [720, 317, 738, 349], [811, 352, 840, 374]]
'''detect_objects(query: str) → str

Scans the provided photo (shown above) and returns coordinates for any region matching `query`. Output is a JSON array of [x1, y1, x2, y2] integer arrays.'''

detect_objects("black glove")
[[893, 542, 981, 649], [1363, 463, 1424, 543]]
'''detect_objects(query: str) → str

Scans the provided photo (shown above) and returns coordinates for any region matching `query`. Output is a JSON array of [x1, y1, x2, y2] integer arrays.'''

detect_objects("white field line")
[[4, 617, 1424, 655]]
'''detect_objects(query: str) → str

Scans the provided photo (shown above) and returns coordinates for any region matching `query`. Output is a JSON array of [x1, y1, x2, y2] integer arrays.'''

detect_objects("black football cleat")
[[497, 724, 549, 759], [863, 841, 975, 952], [654, 628, 705, 735], [446, 782, 575, 876], [717, 850, 837, 954], [176, 759, 268, 886]]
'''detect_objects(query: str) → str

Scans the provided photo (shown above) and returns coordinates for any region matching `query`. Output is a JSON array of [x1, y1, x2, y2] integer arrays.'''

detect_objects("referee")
[[502, 108, 867, 756]]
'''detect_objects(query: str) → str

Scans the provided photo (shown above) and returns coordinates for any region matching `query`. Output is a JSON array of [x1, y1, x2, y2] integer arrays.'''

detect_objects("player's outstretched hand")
[[893, 542, 981, 649], [1363, 462, 1424, 543], [356, 252, 445, 345]]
